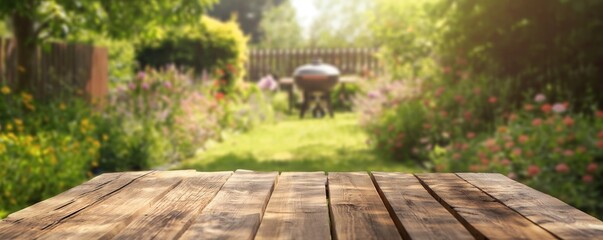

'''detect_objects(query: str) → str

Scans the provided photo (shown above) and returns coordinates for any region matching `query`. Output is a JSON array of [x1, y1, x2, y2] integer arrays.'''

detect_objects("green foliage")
[[209, 0, 284, 43], [0, 0, 217, 41], [258, 0, 303, 48], [137, 16, 248, 82], [434, 0, 603, 109], [307, 0, 375, 48]]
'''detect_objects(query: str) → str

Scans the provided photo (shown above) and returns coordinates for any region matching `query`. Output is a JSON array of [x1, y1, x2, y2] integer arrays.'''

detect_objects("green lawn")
[[176, 113, 422, 172]]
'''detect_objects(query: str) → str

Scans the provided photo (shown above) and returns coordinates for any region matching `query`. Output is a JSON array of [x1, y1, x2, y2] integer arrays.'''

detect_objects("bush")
[[0, 87, 99, 217], [137, 16, 248, 84], [431, 96, 603, 218]]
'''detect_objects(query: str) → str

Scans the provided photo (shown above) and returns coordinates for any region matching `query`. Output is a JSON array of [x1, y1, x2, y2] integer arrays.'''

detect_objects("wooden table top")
[[1, 170, 602, 239]]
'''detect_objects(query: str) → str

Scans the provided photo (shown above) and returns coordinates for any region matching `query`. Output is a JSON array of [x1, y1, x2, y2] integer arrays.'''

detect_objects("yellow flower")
[[0, 143, 5, 154], [102, 134, 109, 141], [93, 140, 101, 148], [21, 92, 33, 102], [14, 119, 23, 126], [1, 86, 10, 95], [59, 103, 66, 110], [81, 118, 90, 127], [5, 123, 13, 131], [91, 160, 98, 167], [50, 155, 58, 165]]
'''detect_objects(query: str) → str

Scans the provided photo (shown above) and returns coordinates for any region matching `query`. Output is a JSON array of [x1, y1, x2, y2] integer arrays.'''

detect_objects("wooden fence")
[[247, 48, 379, 81], [0, 39, 108, 100]]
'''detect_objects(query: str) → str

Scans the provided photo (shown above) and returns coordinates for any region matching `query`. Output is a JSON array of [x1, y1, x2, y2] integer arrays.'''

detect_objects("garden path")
[[176, 113, 420, 172]]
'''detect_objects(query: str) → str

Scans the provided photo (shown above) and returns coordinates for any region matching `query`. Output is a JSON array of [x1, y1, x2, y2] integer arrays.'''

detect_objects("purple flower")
[[257, 75, 278, 91], [534, 94, 546, 103], [367, 91, 380, 99], [164, 82, 172, 89], [142, 83, 150, 90], [552, 103, 566, 113], [128, 82, 136, 90], [137, 71, 147, 80]]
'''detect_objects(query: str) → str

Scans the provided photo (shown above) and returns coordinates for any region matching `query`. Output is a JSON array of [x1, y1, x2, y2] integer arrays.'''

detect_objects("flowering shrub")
[[431, 96, 603, 217], [357, 74, 511, 166]]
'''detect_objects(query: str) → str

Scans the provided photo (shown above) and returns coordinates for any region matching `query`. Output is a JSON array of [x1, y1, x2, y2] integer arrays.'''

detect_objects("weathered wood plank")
[[255, 172, 330, 240], [179, 170, 278, 240], [458, 173, 603, 240], [113, 171, 232, 240], [0, 171, 152, 239], [328, 172, 401, 240], [416, 173, 556, 240], [36, 171, 190, 240], [372, 172, 473, 240]]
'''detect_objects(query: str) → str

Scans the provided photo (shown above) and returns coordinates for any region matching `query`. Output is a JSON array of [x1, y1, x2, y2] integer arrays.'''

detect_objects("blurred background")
[[0, 0, 602, 219]]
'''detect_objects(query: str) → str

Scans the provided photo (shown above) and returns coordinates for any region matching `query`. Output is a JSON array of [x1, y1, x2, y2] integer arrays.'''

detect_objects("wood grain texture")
[[36, 171, 190, 240], [372, 172, 473, 240], [328, 172, 401, 240], [179, 170, 278, 240], [255, 172, 330, 240], [458, 173, 603, 240], [113, 171, 232, 240], [416, 173, 556, 240], [0, 171, 152, 240]]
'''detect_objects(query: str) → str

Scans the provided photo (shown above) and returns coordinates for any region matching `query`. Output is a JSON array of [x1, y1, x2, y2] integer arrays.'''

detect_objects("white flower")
[[534, 94, 546, 103]]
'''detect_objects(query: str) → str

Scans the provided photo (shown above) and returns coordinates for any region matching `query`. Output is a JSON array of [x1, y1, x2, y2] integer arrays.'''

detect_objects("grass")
[[176, 112, 422, 172]]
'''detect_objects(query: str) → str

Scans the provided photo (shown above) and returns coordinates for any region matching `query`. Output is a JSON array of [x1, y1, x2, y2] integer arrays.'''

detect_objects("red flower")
[[509, 113, 518, 121], [524, 104, 534, 111], [463, 111, 472, 121], [555, 163, 570, 173], [597, 110, 603, 119], [587, 163, 598, 173], [512, 148, 522, 156], [215, 92, 225, 101], [518, 135, 529, 144], [423, 123, 431, 130], [582, 175, 593, 184], [466, 132, 476, 139], [541, 104, 552, 113], [597, 140, 603, 149], [527, 165, 540, 177], [562, 116, 575, 126], [532, 118, 543, 127], [488, 96, 497, 104]]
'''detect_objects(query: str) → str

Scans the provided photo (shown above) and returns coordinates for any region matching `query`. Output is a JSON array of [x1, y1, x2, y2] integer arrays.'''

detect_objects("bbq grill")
[[293, 59, 340, 118]]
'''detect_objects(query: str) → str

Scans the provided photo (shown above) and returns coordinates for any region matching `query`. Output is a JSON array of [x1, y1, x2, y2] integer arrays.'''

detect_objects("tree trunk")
[[12, 11, 36, 94]]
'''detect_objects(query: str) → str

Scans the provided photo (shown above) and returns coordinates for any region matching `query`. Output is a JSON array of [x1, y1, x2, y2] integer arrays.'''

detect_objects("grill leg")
[[300, 91, 310, 119]]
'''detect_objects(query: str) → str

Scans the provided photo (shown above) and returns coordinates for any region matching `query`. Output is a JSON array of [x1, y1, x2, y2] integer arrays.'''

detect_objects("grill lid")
[[293, 59, 340, 77]]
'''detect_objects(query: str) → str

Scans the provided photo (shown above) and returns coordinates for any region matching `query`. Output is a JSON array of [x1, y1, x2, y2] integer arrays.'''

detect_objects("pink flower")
[[512, 148, 522, 156], [509, 113, 518, 121], [597, 110, 603, 119], [563, 116, 575, 126], [466, 132, 476, 139], [488, 96, 497, 104], [555, 163, 570, 173], [463, 111, 472, 121], [527, 165, 540, 177], [552, 103, 566, 113], [505, 141, 514, 149], [136, 71, 146, 80], [534, 94, 546, 103], [435, 87, 445, 97], [501, 159, 511, 166], [541, 104, 552, 114], [518, 135, 529, 144], [525, 104, 534, 111], [597, 140, 603, 149], [532, 118, 543, 127], [586, 163, 598, 173], [128, 82, 136, 90], [582, 175, 593, 184], [452, 153, 461, 160], [142, 83, 150, 90], [164, 82, 172, 89], [563, 149, 574, 157]]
